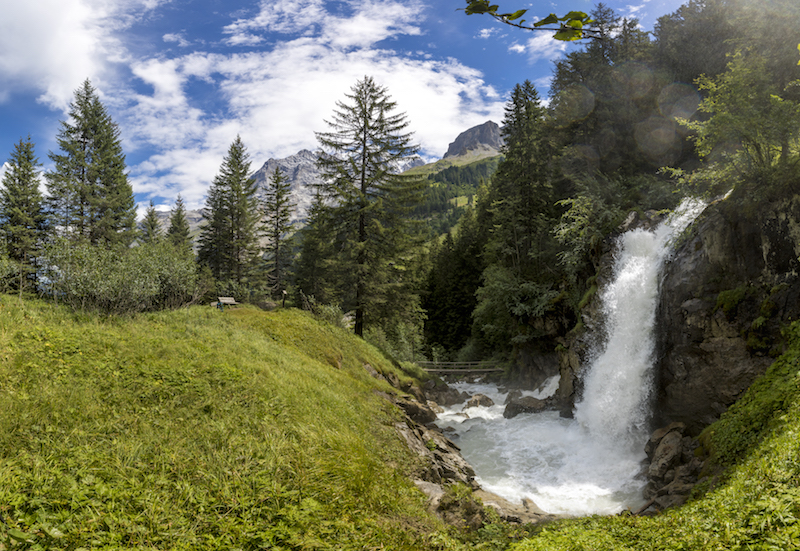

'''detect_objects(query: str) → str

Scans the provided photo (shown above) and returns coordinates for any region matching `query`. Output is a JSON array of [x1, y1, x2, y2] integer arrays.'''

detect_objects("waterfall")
[[435, 198, 706, 516], [575, 198, 707, 447]]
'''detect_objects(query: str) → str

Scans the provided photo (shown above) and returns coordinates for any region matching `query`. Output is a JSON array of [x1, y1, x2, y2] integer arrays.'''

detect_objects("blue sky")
[[0, 0, 688, 215]]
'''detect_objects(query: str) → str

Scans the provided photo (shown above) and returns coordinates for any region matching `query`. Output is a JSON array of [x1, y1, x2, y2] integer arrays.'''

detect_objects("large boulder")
[[503, 396, 547, 418], [655, 195, 800, 433], [463, 394, 494, 409]]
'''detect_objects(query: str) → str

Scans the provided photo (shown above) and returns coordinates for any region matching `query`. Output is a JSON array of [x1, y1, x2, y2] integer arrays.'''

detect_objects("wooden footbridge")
[[416, 361, 503, 375]]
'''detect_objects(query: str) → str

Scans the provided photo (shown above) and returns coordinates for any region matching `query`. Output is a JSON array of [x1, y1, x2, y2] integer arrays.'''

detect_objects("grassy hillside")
[[0, 298, 462, 550], [5, 296, 800, 550]]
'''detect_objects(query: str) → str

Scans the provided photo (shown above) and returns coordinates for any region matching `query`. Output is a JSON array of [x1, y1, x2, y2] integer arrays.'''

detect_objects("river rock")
[[504, 389, 522, 404], [393, 394, 438, 425], [423, 379, 470, 407], [655, 195, 800, 433], [642, 422, 705, 511], [395, 420, 476, 487], [503, 396, 547, 418], [463, 394, 494, 409]]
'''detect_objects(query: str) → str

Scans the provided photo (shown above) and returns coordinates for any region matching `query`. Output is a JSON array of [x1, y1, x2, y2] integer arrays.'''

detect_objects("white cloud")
[[163, 33, 191, 47], [518, 33, 568, 64], [477, 28, 499, 39], [223, 0, 327, 44], [0, 0, 167, 111], [123, 0, 504, 207], [509, 43, 526, 54]]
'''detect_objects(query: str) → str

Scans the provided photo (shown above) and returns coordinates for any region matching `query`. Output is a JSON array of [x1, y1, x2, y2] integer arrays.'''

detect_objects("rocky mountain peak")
[[443, 121, 503, 159]]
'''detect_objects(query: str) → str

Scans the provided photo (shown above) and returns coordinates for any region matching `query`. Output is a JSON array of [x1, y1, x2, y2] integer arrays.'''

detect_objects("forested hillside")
[[423, 0, 800, 364]]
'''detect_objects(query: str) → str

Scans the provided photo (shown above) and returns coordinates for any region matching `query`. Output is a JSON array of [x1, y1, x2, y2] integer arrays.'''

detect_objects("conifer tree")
[[167, 194, 192, 254], [314, 76, 425, 336], [294, 189, 339, 307], [0, 136, 46, 292], [473, 80, 560, 348], [140, 200, 163, 244], [46, 79, 136, 247], [261, 167, 295, 299], [198, 136, 261, 286]]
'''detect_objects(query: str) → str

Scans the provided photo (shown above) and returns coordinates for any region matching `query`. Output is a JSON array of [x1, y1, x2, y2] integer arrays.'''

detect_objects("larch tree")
[[314, 76, 425, 337], [0, 136, 47, 293], [198, 136, 261, 287], [261, 167, 295, 300], [46, 79, 136, 247]]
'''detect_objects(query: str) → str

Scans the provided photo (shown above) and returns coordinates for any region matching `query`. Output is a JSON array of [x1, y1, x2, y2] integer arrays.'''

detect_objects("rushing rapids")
[[435, 199, 707, 515]]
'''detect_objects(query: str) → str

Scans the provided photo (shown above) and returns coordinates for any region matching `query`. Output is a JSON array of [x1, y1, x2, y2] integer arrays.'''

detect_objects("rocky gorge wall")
[[654, 194, 800, 434]]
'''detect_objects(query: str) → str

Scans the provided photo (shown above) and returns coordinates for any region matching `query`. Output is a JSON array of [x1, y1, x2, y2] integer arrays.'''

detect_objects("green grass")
[[6, 296, 800, 550], [0, 297, 460, 550], [403, 152, 501, 177]]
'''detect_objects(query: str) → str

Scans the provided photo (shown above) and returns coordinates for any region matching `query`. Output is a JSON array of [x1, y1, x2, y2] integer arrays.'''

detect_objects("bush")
[[43, 239, 198, 314]]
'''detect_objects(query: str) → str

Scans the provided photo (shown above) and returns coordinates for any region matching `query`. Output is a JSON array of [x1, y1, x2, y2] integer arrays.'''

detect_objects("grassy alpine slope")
[[0, 298, 456, 550]]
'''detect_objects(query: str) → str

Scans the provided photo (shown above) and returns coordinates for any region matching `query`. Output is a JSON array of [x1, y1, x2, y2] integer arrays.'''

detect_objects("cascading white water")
[[435, 198, 706, 516]]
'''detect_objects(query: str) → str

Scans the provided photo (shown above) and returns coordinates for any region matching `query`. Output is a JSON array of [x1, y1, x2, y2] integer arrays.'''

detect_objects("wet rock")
[[503, 396, 547, 419], [643, 423, 705, 511], [656, 196, 800, 433], [464, 394, 494, 409], [394, 395, 437, 425], [505, 389, 522, 404], [424, 379, 470, 407]]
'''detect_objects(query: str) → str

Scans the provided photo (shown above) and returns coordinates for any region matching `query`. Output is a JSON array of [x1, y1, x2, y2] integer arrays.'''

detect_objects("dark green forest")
[[1, 0, 799, 366]]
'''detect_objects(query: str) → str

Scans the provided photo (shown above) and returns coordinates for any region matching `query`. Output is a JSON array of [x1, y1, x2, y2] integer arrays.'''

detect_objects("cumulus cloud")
[[0, 0, 165, 111], [123, 0, 504, 207], [513, 33, 568, 64]]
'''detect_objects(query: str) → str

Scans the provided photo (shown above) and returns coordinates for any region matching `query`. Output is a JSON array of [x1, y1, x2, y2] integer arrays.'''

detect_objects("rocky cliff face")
[[443, 121, 503, 159], [251, 149, 322, 222], [655, 194, 800, 434]]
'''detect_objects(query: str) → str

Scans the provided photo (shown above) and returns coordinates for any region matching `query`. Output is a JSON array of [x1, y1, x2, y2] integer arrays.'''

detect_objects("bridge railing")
[[416, 361, 504, 374]]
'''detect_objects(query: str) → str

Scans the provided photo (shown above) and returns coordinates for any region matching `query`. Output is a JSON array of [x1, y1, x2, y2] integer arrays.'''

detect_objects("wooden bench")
[[216, 297, 240, 309]]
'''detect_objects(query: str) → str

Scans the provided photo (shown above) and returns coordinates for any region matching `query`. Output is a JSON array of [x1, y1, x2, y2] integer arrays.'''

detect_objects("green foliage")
[[415, 156, 500, 236], [167, 194, 193, 254], [261, 167, 295, 299], [45, 79, 136, 248], [0, 136, 46, 294], [463, 1, 598, 40], [139, 199, 163, 244], [714, 285, 752, 317], [313, 76, 426, 337], [198, 135, 261, 287], [0, 299, 466, 550], [684, 52, 800, 187], [43, 238, 198, 314]]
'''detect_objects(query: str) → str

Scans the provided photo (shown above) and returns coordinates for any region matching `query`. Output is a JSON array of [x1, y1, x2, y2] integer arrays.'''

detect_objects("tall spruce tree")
[[473, 80, 561, 350], [0, 136, 46, 292], [140, 200, 163, 244], [314, 76, 425, 337], [261, 167, 295, 299], [167, 194, 192, 254], [198, 136, 261, 286], [294, 189, 339, 308], [46, 79, 136, 247]]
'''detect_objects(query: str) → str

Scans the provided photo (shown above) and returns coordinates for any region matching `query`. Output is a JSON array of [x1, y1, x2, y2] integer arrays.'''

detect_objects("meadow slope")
[[0, 298, 459, 550]]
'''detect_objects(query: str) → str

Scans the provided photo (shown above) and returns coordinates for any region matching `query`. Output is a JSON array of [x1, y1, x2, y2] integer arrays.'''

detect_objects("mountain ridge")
[[159, 120, 502, 231]]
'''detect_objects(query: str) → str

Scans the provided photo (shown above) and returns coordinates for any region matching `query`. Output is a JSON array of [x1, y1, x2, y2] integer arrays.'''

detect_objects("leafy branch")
[[463, 1, 601, 41]]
